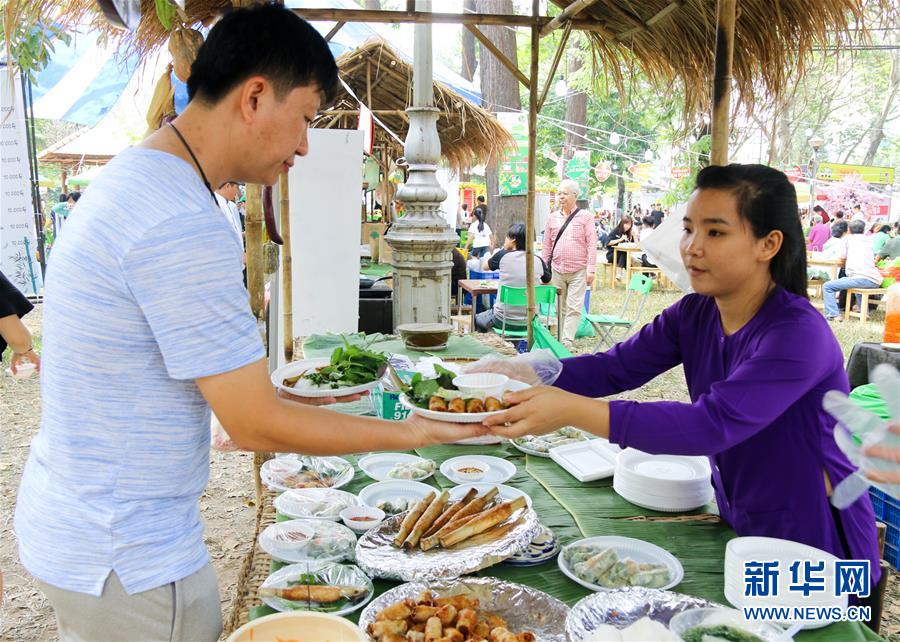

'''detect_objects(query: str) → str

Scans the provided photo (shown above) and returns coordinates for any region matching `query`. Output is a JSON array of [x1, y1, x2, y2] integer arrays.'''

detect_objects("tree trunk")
[[476, 0, 524, 238], [563, 55, 587, 157], [363, 0, 381, 9], [862, 50, 900, 166], [460, 0, 477, 82]]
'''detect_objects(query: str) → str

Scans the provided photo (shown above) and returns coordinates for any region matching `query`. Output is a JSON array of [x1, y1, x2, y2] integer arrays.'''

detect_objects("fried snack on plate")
[[377, 599, 414, 621], [379, 634, 405, 642], [420, 488, 499, 550], [424, 616, 443, 642], [465, 398, 485, 413], [424, 488, 477, 537], [402, 490, 449, 549], [428, 396, 447, 412], [433, 594, 479, 610], [449, 518, 523, 549], [369, 620, 409, 637], [439, 497, 527, 548], [455, 608, 477, 637], [258, 584, 364, 602], [490, 627, 518, 642], [393, 491, 435, 547], [406, 633, 425, 642], [484, 397, 506, 412], [448, 398, 466, 413], [441, 628, 463, 642]]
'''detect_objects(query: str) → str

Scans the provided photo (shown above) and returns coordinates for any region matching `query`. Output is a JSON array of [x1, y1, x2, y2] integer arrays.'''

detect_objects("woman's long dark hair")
[[507, 223, 526, 250], [695, 164, 807, 298], [613, 215, 633, 238], [474, 207, 486, 233]]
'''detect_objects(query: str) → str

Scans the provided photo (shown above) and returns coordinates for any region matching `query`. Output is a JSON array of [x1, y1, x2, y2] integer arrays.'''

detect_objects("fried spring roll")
[[258, 584, 359, 603], [403, 490, 448, 549], [433, 595, 479, 610], [517, 632, 536, 642], [411, 605, 440, 623], [393, 491, 435, 547], [428, 396, 448, 411], [411, 623, 426, 633], [424, 616, 443, 642], [447, 397, 466, 413], [436, 604, 457, 626], [406, 633, 426, 642], [380, 635, 405, 642], [455, 608, 477, 637], [376, 600, 414, 621], [484, 396, 505, 412], [473, 622, 492, 639], [420, 511, 481, 551], [490, 628, 517, 642], [465, 398, 485, 413], [439, 497, 527, 548], [486, 615, 507, 629], [441, 628, 463, 642], [369, 620, 409, 637], [423, 488, 478, 538], [449, 517, 523, 549], [416, 590, 434, 605]]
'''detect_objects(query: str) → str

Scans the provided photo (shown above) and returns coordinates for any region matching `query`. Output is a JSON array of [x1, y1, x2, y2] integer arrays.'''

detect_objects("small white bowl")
[[7, 362, 36, 380], [452, 459, 489, 481], [452, 373, 509, 398], [340, 505, 385, 533]]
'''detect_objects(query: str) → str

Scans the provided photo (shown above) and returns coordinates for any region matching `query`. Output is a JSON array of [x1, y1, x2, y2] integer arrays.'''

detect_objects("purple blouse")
[[555, 288, 881, 586]]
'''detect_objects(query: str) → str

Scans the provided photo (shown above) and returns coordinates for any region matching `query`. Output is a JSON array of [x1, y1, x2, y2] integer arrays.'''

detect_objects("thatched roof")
[[558, 0, 896, 114], [322, 39, 513, 172]]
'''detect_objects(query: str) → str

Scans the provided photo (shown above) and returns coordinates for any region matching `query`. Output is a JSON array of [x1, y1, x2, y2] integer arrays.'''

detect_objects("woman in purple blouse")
[[485, 164, 880, 591]]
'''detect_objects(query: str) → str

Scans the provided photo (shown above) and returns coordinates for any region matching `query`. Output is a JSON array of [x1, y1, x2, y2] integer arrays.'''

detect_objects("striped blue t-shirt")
[[14, 147, 265, 596]]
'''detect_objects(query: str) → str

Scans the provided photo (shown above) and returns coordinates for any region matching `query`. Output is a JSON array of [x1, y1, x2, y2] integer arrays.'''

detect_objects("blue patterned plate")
[[503, 524, 560, 567]]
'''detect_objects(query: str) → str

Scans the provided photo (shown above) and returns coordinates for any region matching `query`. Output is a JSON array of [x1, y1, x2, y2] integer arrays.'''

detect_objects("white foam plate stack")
[[724, 537, 847, 630], [612, 449, 714, 512]]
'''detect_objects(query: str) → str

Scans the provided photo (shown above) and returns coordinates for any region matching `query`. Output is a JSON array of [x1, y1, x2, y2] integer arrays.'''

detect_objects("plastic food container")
[[340, 505, 386, 533], [452, 373, 509, 398]]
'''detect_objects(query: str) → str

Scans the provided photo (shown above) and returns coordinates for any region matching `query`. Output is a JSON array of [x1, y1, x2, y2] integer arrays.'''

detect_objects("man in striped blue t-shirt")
[[14, 7, 481, 641]]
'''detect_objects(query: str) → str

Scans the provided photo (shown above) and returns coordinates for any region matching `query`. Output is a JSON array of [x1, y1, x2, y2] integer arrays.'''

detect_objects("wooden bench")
[[844, 287, 887, 323]]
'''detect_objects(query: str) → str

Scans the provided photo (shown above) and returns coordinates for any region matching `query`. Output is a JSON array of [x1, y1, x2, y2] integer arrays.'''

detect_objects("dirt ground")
[[1, 295, 897, 641]]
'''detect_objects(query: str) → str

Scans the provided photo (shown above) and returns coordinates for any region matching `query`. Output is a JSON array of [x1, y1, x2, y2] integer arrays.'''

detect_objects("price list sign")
[[1, 70, 42, 296]]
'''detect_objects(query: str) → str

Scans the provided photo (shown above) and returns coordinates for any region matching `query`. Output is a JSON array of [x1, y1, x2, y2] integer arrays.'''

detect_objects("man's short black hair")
[[188, 4, 338, 106], [849, 220, 865, 234], [477, 195, 485, 203]]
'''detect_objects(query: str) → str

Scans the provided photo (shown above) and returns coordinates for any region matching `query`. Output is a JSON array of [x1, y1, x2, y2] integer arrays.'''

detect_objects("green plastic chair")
[[586, 273, 654, 350], [492, 285, 557, 339], [458, 230, 468, 248], [531, 316, 573, 358]]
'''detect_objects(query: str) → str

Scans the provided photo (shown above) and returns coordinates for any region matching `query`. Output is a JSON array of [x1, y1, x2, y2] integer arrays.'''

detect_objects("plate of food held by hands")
[[399, 367, 528, 424], [271, 339, 388, 398]]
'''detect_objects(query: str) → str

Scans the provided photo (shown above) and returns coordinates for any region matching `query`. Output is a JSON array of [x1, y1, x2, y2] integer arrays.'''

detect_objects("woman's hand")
[[482, 386, 582, 438], [863, 422, 900, 485], [10, 348, 40, 376], [277, 389, 366, 406], [403, 412, 489, 445]]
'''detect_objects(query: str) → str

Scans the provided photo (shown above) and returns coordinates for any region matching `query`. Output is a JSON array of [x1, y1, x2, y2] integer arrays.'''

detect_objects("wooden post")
[[280, 173, 293, 363], [710, 0, 735, 165], [245, 183, 265, 320], [525, 1, 540, 348]]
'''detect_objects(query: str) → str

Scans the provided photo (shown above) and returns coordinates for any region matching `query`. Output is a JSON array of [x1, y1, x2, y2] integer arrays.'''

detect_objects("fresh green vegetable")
[[681, 625, 765, 642], [406, 364, 458, 407], [292, 338, 388, 389]]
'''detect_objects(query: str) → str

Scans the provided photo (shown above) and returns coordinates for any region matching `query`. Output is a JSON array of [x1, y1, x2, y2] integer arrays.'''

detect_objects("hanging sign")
[[497, 112, 528, 196], [784, 166, 803, 183], [627, 162, 654, 184], [670, 166, 691, 181], [816, 162, 894, 186], [594, 161, 612, 182], [565, 150, 591, 199]]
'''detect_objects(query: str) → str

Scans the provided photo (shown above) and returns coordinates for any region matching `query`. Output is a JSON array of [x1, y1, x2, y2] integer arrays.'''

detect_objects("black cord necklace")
[[167, 122, 218, 206]]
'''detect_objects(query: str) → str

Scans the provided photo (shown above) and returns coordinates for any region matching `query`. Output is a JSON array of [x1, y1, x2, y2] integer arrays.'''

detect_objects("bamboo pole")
[[526, 2, 540, 349], [540, 0, 599, 37], [280, 173, 293, 363], [246, 183, 265, 320], [537, 22, 572, 111], [324, 21, 345, 41], [710, 0, 735, 165]]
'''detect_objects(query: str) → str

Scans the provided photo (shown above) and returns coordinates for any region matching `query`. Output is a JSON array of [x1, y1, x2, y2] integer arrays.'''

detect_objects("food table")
[[224, 333, 885, 641], [607, 243, 645, 289], [456, 278, 563, 340]]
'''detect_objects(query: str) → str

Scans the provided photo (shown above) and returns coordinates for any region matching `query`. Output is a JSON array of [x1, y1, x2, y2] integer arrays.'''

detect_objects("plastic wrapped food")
[[274, 488, 359, 520], [376, 497, 410, 515], [259, 519, 357, 564], [513, 428, 590, 454], [565, 546, 671, 590], [261, 455, 354, 492], [387, 460, 437, 480]]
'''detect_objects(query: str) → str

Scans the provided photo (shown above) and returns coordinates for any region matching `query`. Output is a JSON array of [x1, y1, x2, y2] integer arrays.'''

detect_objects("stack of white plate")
[[613, 449, 714, 512], [724, 537, 847, 630]]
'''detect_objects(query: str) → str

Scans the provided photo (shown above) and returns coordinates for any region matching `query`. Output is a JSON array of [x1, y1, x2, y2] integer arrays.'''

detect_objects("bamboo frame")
[[710, 0, 735, 165], [324, 21, 345, 42], [465, 25, 532, 90], [280, 173, 293, 363], [537, 22, 573, 111], [540, 0, 600, 36], [525, 1, 540, 348], [245, 183, 264, 320]]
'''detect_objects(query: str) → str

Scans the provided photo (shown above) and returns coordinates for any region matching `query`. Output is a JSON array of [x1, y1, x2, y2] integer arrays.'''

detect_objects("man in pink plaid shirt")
[[541, 179, 597, 344]]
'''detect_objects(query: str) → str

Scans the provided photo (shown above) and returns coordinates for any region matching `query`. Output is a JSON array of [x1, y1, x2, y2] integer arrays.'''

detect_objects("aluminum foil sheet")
[[358, 577, 569, 642], [565, 587, 721, 641], [355, 507, 541, 581]]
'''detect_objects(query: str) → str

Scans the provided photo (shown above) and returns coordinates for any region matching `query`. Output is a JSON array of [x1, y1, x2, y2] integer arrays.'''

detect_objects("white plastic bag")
[[211, 412, 241, 452], [463, 349, 563, 386], [640, 205, 693, 293]]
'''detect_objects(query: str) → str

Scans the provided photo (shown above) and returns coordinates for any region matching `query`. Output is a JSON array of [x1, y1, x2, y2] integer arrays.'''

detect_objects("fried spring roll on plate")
[[447, 397, 466, 413], [393, 491, 435, 547], [455, 608, 477, 637], [484, 396, 505, 412], [473, 622, 492, 639], [423, 488, 477, 538], [406, 632, 426, 642], [433, 594, 479, 610], [424, 616, 443, 642], [490, 628, 518, 642], [403, 490, 448, 549], [377, 600, 414, 621], [258, 584, 364, 603], [517, 632, 536, 642], [465, 398, 485, 413], [449, 517, 523, 549], [439, 497, 527, 548], [428, 396, 447, 412], [380, 635, 405, 642], [369, 620, 409, 637], [441, 628, 464, 642]]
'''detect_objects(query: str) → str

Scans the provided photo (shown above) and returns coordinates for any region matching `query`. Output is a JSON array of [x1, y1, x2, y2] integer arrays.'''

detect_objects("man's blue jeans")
[[822, 276, 881, 318]]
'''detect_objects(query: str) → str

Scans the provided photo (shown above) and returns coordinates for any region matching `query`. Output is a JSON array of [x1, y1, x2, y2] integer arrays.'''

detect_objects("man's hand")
[[10, 349, 40, 376], [403, 413, 489, 445], [586, 271, 595, 287]]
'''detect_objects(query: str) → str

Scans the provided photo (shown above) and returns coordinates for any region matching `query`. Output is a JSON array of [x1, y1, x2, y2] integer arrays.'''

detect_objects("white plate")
[[357, 453, 435, 482], [454, 435, 506, 445], [723, 536, 846, 629], [448, 483, 533, 508], [258, 519, 358, 564], [558, 536, 683, 593], [260, 455, 354, 493], [440, 455, 516, 485], [400, 380, 530, 423], [260, 562, 374, 617], [271, 358, 384, 398], [613, 477, 715, 512], [273, 487, 360, 521], [550, 439, 619, 482], [882, 342, 900, 352], [616, 449, 711, 490], [511, 428, 594, 457], [357, 480, 436, 515]]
